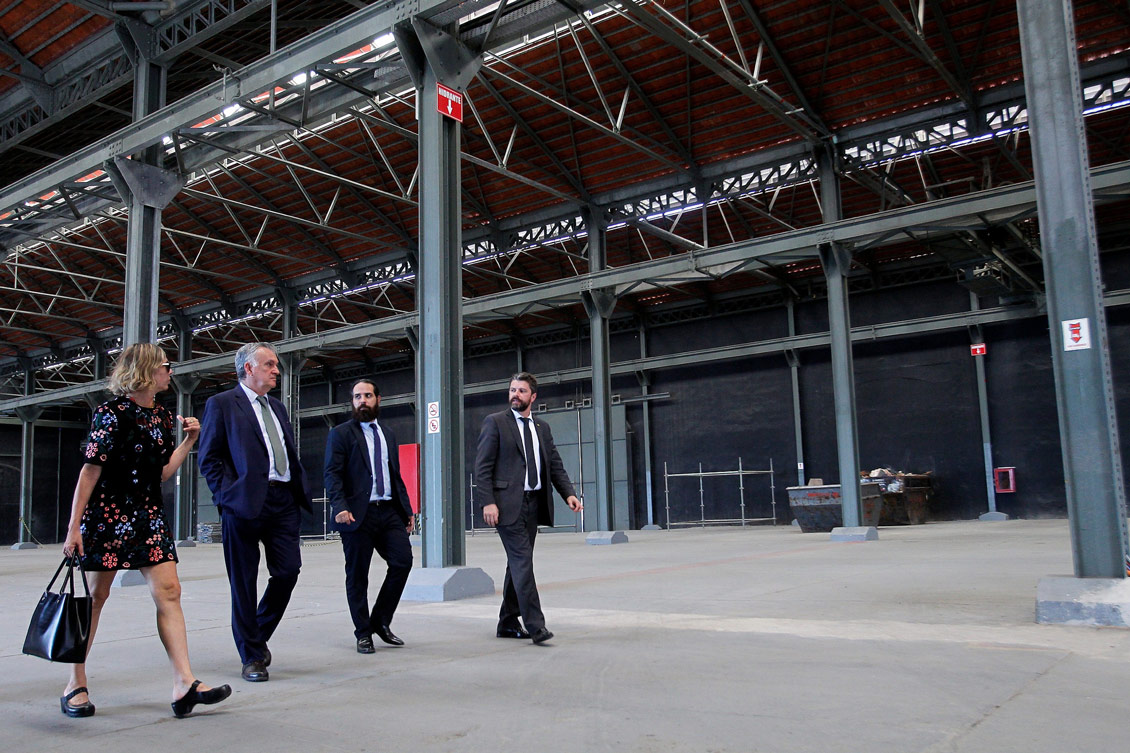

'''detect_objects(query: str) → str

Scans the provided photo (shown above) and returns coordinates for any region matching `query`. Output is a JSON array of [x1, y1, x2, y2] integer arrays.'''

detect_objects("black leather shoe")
[[356, 636, 375, 654], [496, 624, 531, 639], [262, 646, 272, 668], [171, 679, 232, 718], [375, 624, 404, 646], [531, 627, 554, 644], [241, 660, 269, 682], [60, 687, 95, 718]]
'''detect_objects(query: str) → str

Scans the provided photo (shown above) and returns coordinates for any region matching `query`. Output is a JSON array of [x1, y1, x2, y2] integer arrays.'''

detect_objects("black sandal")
[[171, 679, 232, 718], [60, 687, 95, 718]]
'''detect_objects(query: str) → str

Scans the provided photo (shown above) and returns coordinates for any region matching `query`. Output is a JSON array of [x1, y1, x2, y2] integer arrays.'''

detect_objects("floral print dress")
[[79, 396, 178, 571]]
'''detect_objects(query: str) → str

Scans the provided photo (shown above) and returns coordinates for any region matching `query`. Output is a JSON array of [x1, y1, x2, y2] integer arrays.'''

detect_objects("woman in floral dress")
[[60, 343, 231, 719]]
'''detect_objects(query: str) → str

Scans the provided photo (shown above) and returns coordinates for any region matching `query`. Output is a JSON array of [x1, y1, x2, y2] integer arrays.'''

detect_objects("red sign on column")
[[970, 343, 986, 356], [436, 83, 463, 122]]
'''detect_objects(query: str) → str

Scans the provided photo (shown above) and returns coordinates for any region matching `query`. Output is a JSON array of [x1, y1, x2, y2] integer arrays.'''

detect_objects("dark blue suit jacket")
[[324, 419, 413, 532], [198, 385, 312, 519]]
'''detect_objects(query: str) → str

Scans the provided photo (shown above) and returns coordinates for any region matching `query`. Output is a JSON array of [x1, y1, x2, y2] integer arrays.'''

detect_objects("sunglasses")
[[161, 362, 174, 372]]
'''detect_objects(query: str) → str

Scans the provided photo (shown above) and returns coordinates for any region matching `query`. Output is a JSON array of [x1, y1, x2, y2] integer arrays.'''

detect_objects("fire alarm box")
[[994, 467, 1016, 493]]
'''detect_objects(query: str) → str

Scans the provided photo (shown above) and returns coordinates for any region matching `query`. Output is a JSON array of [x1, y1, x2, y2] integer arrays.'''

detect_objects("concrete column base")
[[830, 526, 879, 542], [176, 539, 197, 548], [641, 524, 662, 531], [403, 566, 495, 602], [586, 531, 629, 545], [979, 511, 1010, 521], [10, 542, 38, 550], [1036, 576, 1130, 627], [113, 569, 147, 587]]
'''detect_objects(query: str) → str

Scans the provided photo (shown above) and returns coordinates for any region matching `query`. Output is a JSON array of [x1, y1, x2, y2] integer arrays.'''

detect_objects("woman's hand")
[[62, 527, 83, 559], [178, 414, 200, 442]]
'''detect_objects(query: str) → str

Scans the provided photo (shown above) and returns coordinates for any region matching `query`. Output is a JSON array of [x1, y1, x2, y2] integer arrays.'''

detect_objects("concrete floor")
[[3, 518, 1129, 753]]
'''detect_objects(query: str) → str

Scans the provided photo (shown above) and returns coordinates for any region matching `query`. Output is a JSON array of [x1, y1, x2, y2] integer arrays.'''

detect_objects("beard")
[[510, 395, 531, 413], [353, 404, 380, 422]]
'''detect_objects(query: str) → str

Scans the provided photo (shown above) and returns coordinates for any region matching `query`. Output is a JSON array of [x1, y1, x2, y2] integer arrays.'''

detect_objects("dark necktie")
[[370, 423, 386, 497], [520, 417, 537, 489], [256, 395, 288, 475]]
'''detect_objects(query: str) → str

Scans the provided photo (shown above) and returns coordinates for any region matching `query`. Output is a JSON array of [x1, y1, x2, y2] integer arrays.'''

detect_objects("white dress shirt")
[[239, 382, 292, 483], [363, 421, 392, 502], [512, 409, 542, 491]]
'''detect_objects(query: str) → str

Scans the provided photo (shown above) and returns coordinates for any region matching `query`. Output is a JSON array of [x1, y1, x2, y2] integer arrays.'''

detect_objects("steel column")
[[117, 54, 183, 346], [581, 206, 616, 532], [969, 296, 1005, 521], [1018, 0, 1128, 577], [402, 23, 476, 568], [16, 401, 44, 547], [173, 326, 199, 542], [278, 293, 302, 457], [786, 299, 805, 487], [638, 321, 659, 529], [817, 147, 862, 527]]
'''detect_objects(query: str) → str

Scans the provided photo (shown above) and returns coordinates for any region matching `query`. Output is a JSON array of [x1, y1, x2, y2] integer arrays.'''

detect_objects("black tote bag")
[[22, 555, 93, 663]]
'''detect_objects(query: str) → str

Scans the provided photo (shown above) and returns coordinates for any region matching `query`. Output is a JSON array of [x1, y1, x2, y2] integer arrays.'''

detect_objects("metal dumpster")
[[787, 482, 882, 533]]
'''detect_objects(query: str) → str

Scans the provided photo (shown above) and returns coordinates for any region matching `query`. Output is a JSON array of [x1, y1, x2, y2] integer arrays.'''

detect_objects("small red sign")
[[970, 343, 986, 356], [436, 83, 463, 122]]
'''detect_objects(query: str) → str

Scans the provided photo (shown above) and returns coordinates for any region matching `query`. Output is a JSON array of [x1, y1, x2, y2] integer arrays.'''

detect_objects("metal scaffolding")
[[663, 458, 776, 529]]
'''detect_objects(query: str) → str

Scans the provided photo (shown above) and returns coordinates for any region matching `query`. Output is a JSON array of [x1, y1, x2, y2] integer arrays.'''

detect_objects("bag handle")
[[48, 554, 91, 598]]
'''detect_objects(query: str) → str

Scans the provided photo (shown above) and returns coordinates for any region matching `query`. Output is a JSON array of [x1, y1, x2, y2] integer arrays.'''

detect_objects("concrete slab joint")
[[1036, 575, 1130, 627]]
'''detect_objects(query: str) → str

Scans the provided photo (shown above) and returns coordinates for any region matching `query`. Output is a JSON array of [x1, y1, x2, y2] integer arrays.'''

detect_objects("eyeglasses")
[[161, 362, 174, 372]]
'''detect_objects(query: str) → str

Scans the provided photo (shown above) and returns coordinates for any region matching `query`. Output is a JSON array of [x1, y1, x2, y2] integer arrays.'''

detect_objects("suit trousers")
[[221, 482, 302, 664], [497, 491, 545, 632], [340, 502, 413, 638]]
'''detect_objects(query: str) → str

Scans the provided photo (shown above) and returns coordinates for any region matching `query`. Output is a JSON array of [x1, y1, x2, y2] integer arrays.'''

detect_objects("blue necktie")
[[370, 423, 385, 497]]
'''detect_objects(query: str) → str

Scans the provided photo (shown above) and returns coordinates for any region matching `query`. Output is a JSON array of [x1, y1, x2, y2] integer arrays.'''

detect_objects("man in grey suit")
[[474, 372, 583, 644]]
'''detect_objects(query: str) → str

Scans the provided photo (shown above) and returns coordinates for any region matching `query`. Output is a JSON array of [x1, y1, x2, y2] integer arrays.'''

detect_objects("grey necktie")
[[370, 423, 385, 497], [256, 395, 288, 475]]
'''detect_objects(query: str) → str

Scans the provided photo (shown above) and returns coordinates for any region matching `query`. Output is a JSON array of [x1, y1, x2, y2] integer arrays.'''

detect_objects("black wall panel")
[[983, 318, 1065, 517], [9, 261, 1130, 545]]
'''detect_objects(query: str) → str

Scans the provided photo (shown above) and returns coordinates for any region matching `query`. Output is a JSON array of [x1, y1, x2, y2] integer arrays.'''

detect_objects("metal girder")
[[876, 0, 973, 109], [295, 288, 1130, 418], [0, 1, 272, 159], [576, 13, 694, 167], [480, 52, 689, 175], [733, 0, 829, 133], [4, 157, 1128, 387], [0, 0, 463, 214], [613, 0, 830, 143]]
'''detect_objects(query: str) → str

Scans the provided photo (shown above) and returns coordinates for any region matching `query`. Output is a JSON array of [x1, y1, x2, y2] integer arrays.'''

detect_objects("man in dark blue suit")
[[324, 378, 414, 653], [198, 342, 312, 682]]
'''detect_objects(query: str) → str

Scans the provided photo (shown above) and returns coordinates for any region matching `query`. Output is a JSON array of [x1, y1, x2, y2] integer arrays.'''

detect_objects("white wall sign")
[[1062, 318, 1092, 351], [427, 401, 440, 433]]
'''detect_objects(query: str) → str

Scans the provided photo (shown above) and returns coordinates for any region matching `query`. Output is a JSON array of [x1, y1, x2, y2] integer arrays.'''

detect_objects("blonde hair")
[[108, 343, 167, 396]]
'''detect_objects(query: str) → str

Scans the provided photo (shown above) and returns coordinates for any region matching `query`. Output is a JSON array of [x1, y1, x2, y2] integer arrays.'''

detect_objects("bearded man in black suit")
[[324, 378, 414, 654], [474, 372, 583, 644]]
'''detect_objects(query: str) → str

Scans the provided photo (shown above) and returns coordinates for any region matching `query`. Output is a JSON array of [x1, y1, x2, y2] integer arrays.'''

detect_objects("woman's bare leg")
[[63, 570, 116, 706], [142, 561, 218, 701]]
